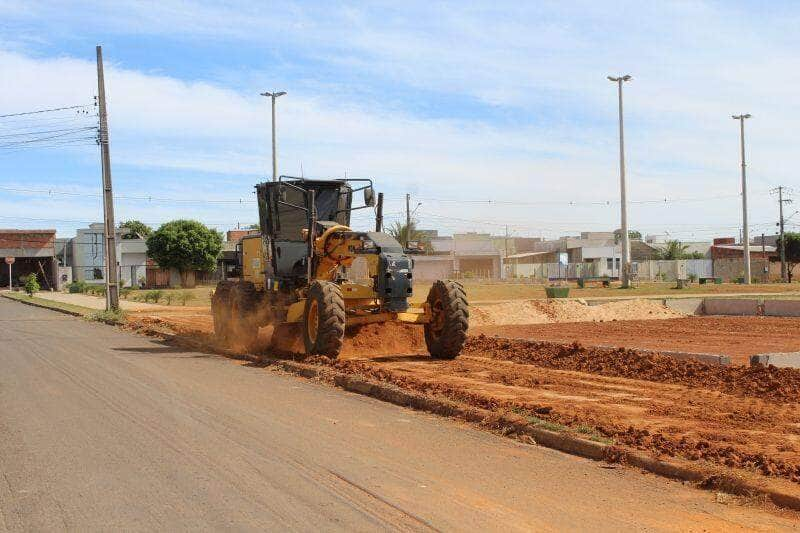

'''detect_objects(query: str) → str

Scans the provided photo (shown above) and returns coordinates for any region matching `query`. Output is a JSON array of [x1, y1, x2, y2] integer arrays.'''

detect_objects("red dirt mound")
[[465, 335, 800, 403]]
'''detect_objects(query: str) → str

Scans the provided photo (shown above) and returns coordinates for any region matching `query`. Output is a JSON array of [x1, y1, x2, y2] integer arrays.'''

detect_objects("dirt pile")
[[470, 298, 683, 326], [465, 335, 800, 403], [265, 321, 425, 357]]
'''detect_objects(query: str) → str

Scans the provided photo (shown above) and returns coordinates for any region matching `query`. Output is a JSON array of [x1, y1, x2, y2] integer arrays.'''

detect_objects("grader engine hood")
[[364, 232, 412, 312], [376, 252, 412, 312]]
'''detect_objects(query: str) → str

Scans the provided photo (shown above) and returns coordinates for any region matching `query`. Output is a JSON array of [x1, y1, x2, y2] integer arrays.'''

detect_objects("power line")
[[0, 104, 95, 119]]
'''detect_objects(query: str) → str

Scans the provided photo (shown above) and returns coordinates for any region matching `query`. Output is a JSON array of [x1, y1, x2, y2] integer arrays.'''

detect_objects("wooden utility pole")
[[772, 186, 792, 282], [405, 193, 411, 249], [96, 45, 119, 310]]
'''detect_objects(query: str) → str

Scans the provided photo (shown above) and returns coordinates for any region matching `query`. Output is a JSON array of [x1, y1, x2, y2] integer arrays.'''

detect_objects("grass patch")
[[527, 415, 568, 433], [1, 292, 94, 316], [88, 308, 127, 325], [512, 408, 614, 443]]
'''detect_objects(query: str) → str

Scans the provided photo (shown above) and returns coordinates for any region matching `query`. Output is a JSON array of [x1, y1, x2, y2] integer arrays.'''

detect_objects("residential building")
[[413, 233, 502, 279], [710, 237, 776, 259], [0, 229, 59, 289], [70, 223, 147, 287]]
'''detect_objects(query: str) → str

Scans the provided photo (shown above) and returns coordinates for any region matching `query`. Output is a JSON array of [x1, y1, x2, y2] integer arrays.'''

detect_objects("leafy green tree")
[[24, 273, 40, 296], [119, 220, 152, 239], [614, 228, 642, 243], [147, 220, 222, 286], [774, 232, 800, 282]]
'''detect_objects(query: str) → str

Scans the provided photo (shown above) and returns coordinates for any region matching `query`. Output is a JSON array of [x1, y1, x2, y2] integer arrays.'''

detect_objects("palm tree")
[[387, 220, 430, 250], [656, 240, 690, 260]]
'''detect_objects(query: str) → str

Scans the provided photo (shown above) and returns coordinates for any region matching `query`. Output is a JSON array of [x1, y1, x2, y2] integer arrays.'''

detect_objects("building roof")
[[714, 244, 777, 253], [505, 251, 551, 260]]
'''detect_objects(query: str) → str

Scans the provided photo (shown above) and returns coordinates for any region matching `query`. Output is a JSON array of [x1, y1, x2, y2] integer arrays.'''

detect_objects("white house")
[[71, 223, 147, 287]]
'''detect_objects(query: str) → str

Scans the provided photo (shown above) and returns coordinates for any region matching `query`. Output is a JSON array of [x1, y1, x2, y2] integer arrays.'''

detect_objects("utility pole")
[[405, 193, 411, 249], [96, 45, 119, 310], [608, 75, 632, 287], [732, 114, 752, 284], [260, 91, 286, 181], [771, 186, 792, 282]]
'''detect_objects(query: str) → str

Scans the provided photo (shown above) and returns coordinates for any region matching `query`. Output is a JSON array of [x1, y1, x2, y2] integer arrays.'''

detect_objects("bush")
[[163, 292, 175, 305], [24, 273, 40, 296], [85, 285, 107, 297], [177, 290, 194, 306], [120, 287, 134, 299], [68, 281, 88, 293], [688, 273, 697, 283], [144, 290, 162, 304]]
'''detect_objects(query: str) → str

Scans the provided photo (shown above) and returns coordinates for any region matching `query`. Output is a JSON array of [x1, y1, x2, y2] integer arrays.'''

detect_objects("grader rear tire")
[[424, 280, 468, 359], [211, 281, 234, 341], [230, 282, 261, 352], [302, 281, 345, 357]]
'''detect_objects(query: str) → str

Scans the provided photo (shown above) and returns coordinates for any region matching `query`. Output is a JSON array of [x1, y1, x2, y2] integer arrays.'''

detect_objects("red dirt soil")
[[472, 316, 800, 365]]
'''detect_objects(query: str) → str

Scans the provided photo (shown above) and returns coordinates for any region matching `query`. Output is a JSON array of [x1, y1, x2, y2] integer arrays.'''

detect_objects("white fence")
[[509, 259, 714, 281]]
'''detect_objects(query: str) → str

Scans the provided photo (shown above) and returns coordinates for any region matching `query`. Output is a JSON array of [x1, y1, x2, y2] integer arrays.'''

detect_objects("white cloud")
[[1, 1, 798, 239]]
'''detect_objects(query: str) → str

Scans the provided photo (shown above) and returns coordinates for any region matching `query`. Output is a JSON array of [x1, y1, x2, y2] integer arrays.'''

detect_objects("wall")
[[712, 257, 780, 282], [412, 256, 454, 280]]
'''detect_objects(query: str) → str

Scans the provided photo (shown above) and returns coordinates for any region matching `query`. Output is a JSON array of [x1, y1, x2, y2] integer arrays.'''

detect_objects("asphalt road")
[[0, 297, 796, 531]]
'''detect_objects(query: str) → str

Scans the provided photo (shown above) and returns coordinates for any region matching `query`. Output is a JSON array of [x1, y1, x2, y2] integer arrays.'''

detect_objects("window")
[[606, 258, 613, 270], [92, 268, 103, 280]]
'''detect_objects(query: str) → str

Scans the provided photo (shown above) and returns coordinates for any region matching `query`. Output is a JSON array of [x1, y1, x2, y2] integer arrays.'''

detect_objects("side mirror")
[[278, 186, 288, 203], [364, 186, 375, 207]]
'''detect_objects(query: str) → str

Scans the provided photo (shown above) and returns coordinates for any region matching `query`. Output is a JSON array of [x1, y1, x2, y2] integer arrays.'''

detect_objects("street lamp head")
[[607, 76, 617, 82], [621, 74, 632, 81], [732, 113, 752, 120], [274, 91, 287, 97], [608, 75, 632, 82], [260, 91, 287, 98]]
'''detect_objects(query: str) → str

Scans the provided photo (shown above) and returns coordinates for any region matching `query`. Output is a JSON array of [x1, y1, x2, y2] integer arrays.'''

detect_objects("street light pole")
[[733, 114, 752, 284], [260, 91, 286, 181], [608, 74, 632, 288]]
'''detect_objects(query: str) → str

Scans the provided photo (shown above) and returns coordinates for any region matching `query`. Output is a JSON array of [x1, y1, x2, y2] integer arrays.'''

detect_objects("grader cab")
[[211, 177, 468, 359]]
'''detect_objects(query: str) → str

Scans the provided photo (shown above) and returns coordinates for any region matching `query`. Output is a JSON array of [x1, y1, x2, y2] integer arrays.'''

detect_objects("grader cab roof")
[[255, 176, 374, 242]]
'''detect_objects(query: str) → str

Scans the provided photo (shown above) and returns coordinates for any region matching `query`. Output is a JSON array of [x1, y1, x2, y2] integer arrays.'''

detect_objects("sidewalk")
[[32, 291, 166, 311]]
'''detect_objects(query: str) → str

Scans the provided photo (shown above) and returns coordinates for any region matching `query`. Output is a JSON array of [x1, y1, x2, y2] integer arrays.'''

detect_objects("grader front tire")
[[424, 280, 469, 359], [302, 281, 345, 358]]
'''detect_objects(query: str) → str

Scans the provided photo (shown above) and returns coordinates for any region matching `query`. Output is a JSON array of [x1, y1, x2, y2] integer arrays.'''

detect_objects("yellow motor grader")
[[211, 177, 468, 358]]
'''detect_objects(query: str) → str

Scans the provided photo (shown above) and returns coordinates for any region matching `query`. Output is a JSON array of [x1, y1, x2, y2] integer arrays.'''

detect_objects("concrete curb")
[[751, 352, 800, 369], [117, 322, 800, 512], [0, 292, 86, 317]]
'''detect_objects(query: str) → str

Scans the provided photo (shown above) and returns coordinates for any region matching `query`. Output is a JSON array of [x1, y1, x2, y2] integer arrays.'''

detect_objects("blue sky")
[[1, 1, 798, 240]]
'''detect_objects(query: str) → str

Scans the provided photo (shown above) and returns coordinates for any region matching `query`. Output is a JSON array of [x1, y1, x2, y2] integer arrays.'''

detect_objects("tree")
[[147, 220, 222, 287], [119, 220, 152, 239], [24, 273, 40, 296], [774, 232, 800, 282], [655, 240, 690, 260], [386, 220, 431, 251], [614, 228, 642, 243]]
